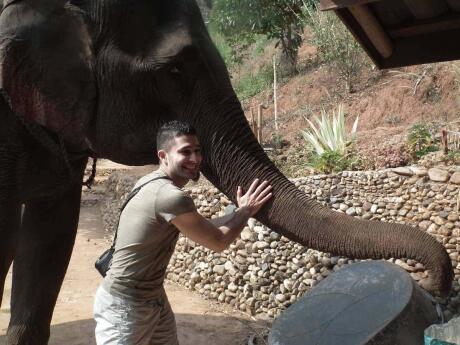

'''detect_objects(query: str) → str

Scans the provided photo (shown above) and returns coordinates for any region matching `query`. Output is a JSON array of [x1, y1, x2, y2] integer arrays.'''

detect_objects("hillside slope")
[[238, 44, 459, 175], [245, 60, 459, 140]]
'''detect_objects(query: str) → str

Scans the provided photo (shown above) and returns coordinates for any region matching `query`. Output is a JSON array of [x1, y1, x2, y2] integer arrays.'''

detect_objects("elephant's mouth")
[[100, 150, 158, 166]]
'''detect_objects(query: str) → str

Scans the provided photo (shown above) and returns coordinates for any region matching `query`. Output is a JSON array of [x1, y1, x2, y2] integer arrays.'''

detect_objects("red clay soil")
[[243, 48, 460, 149]]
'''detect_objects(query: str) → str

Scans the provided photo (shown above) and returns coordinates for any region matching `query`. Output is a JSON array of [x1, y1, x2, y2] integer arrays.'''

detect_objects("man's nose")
[[190, 152, 202, 163]]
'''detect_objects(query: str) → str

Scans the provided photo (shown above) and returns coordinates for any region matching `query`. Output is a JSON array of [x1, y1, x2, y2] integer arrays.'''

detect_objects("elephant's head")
[[0, 0, 453, 295]]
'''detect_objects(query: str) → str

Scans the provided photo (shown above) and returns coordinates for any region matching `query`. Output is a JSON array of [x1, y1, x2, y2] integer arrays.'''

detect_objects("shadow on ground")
[[0, 313, 270, 345]]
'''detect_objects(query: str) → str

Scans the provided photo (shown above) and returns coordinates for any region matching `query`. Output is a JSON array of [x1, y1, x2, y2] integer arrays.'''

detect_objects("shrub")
[[310, 150, 358, 173], [407, 123, 439, 159], [301, 2, 367, 92], [302, 105, 360, 173], [445, 150, 460, 164], [208, 23, 234, 67], [301, 105, 359, 156], [234, 66, 273, 100], [268, 133, 288, 150], [375, 145, 411, 168]]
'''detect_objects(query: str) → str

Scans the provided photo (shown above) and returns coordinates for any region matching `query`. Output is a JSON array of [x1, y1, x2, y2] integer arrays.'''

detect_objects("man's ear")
[[158, 150, 168, 164], [0, 0, 96, 150]]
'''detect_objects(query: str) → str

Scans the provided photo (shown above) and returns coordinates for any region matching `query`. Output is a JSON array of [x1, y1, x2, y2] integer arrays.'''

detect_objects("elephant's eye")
[[169, 66, 181, 75]]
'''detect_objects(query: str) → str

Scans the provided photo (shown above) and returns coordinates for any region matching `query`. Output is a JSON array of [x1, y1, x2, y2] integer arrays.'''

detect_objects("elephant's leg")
[[0, 203, 20, 307], [0, 150, 21, 308], [0, 201, 21, 308], [6, 177, 85, 345]]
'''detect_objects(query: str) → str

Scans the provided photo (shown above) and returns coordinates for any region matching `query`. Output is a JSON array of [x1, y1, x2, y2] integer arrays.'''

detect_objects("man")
[[94, 120, 272, 345]]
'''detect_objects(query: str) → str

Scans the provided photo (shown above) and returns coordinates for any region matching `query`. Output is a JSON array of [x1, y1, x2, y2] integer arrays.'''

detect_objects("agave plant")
[[301, 105, 359, 156]]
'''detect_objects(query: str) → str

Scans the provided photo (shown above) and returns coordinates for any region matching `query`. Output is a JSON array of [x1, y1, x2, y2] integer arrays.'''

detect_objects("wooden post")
[[273, 55, 278, 132], [441, 129, 448, 154], [457, 190, 460, 213], [250, 107, 256, 134], [257, 104, 263, 143], [257, 104, 267, 144]]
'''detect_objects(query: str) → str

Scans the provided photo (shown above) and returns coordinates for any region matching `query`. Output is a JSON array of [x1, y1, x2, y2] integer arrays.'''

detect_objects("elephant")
[[0, 0, 453, 344]]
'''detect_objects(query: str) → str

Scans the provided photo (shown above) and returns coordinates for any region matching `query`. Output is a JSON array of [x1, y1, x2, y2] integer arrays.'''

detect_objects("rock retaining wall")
[[101, 166, 460, 320]]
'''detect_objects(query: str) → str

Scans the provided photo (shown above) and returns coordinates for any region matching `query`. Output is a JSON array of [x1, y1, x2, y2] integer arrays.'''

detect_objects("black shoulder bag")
[[95, 176, 169, 277]]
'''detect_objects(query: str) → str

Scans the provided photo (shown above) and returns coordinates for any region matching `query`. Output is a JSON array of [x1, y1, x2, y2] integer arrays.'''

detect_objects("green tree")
[[197, 0, 214, 22], [302, 3, 366, 92], [212, 0, 316, 73]]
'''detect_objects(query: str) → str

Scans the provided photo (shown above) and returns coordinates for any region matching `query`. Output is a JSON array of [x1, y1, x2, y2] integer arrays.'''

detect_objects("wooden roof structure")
[[320, 0, 460, 68]]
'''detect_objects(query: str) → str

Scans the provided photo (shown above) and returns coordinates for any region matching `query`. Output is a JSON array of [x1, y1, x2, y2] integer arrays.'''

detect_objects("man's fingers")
[[246, 178, 259, 195], [253, 180, 269, 196], [259, 193, 273, 205], [237, 186, 243, 199], [256, 185, 272, 200]]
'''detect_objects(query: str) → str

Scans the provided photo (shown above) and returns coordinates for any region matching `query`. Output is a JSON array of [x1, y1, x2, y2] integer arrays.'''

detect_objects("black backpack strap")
[[110, 175, 171, 249]]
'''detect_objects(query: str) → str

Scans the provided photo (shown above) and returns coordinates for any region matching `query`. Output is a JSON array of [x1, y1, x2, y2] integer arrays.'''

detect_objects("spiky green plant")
[[301, 105, 359, 156]]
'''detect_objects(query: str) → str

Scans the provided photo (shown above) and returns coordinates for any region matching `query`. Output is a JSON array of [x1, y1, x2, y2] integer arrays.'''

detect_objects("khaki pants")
[[94, 286, 178, 345]]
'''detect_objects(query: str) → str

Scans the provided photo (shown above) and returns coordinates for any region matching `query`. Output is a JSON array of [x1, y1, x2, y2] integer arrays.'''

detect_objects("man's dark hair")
[[156, 120, 197, 151]]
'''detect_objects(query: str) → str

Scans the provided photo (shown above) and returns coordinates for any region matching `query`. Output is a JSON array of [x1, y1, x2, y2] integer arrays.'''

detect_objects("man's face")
[[160, 134, 202, 184]]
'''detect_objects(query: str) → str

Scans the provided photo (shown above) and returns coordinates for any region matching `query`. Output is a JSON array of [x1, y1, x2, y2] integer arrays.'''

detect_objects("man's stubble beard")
[[176, 168, 200, 183], [191, 172, 201, 182]]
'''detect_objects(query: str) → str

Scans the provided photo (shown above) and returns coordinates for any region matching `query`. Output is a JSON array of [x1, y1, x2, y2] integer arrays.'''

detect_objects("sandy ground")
[[0, 202, 269, 345]]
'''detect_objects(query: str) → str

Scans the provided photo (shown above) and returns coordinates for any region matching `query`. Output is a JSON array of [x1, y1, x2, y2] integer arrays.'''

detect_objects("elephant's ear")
[[0, 0, 96, 151]]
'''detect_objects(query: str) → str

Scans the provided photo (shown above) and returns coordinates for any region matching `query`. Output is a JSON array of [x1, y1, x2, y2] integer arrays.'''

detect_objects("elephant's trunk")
[[198, 103, 453, 296]]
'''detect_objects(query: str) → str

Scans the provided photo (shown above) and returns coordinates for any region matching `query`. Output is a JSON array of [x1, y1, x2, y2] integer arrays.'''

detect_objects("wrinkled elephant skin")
[[0, 1, 453, 344]]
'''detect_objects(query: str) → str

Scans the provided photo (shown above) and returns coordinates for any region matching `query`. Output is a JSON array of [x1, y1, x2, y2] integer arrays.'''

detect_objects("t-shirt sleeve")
[[156, 185, 196, 222]]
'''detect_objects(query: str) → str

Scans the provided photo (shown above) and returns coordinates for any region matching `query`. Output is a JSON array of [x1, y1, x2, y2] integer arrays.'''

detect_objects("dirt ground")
[[244, 45, 459, 146], [0, 182, 269, 345]]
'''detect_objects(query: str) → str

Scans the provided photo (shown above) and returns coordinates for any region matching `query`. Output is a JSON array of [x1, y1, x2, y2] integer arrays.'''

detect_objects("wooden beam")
[[380, 28, 460, 68], [333, 8, 385, 68], [320, 0, 380, 11], [348, 4, 394, 58], [446, 0, 460, 12], [388, 15, 460, 38], [404, 0, 449, 20]]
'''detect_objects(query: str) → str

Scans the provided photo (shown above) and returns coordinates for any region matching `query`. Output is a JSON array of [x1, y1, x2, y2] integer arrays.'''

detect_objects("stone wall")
[[101, 166, 460, 320]]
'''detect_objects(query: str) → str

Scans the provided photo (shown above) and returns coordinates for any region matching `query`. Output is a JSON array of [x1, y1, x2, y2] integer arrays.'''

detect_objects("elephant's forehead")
[[156, 26, 192, 58]]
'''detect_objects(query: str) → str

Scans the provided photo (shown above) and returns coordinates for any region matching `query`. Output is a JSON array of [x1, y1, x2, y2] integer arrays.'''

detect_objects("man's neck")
[[158, 166, 188, 188]]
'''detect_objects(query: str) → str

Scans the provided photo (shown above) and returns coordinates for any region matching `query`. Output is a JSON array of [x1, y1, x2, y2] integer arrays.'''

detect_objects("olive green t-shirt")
[[102, 170, 196, 301]]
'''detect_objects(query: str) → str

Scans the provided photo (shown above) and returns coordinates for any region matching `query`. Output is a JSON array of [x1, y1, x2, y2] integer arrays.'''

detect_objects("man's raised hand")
[[237, 179, 273, 217]]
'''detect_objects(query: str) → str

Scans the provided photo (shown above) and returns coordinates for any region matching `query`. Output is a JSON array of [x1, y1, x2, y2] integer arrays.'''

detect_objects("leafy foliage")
[[301, 3, 367, 92], [234, 65, 273, 100], [407, 123, 439, 159], [446, 150, 460, 164], [208, 23, 234, 67], [310, 150, 353, 173], [211, 0, 316, 72]]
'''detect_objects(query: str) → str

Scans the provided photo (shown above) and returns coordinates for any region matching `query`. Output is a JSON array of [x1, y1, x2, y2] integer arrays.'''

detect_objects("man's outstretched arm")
[[171, 179, 272, 252]]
